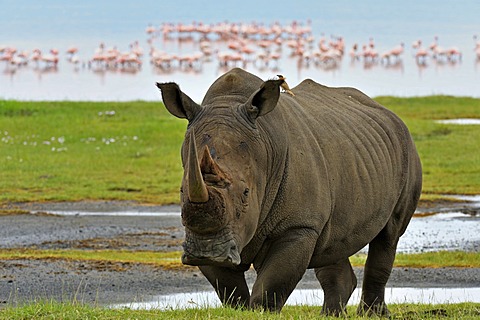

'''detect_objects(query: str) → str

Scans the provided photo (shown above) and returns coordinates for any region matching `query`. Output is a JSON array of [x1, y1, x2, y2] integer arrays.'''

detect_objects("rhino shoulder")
[[295, 79, 329, 92]]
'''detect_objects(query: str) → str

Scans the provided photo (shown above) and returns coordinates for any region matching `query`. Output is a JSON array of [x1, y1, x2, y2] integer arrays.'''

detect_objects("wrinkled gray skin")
[[157, 68, 422, 316]]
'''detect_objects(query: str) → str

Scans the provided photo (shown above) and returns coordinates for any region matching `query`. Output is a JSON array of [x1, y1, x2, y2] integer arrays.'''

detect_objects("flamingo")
[[41, 51, 59, 68], [362, 43, 378, 63], [349, 43, 360, 61], [152, 52, 175, 69], [413, 40, 429, 65], [318, 38, 330, 53], [429, 36, 462, 62], [66, 46, 78, 55], [66, 46, 79, 63], [0, 48, 14, 63], [474, 35, 480, 60], [15, 50, 30, 66], [381, 43, 404, 64], [145, 24, 156, 35], [389, 43, 404, 59], [30, 49, 42, 65]]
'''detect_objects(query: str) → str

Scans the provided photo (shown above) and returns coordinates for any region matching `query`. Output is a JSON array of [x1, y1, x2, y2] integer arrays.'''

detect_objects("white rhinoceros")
[[157, 68, 422, 316]]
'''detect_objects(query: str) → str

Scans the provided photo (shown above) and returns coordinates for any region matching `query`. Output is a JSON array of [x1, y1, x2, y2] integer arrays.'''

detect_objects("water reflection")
[[112, 287, 480, 310]]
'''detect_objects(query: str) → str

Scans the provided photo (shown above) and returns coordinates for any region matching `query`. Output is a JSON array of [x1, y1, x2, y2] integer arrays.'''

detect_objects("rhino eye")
[[243, 188, 249, 197], [202, 133, 211, 144], [239, 141, 248, 152]]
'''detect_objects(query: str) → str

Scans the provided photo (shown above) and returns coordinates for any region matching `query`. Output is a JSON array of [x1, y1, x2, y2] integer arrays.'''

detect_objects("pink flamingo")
[[145, 24, 156, 35], [14, 50, 30, 66], [349, 43, 360, 61], [474, 35, 480, 60], [429, 36, 462, 62], [41, 50, 59, 67], [66, 46, 79, 63], [318, 38, 330, 53], [381, 43, 404, 64], [217, 50, 243, 67], [413, 40, 429, 65], [362, 43, 378, 63], [66, 46, 78, 55], [0, 48, 14, 63], [389, 43, 404, 58], [117, 53, 142, 69]]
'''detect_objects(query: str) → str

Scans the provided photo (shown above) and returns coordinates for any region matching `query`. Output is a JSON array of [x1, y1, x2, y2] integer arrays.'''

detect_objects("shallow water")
[[436, 119, 480, 125], [112, 287, 480, 310], [397, 212, 480, 253]]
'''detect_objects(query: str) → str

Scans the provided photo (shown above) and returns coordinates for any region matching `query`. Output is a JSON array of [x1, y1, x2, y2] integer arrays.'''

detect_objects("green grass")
[[1, 249, 478, 269], [0, 96, 479, 204], [1, 301, 479, 319], [350, 251, 480, 268], [0, 100, 186, 204], [375, 96, 480, 196], [0, 248, 185, 269]]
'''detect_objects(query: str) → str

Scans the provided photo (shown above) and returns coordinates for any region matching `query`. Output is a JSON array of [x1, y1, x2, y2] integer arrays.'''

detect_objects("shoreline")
[[2, 196, 480, 220]]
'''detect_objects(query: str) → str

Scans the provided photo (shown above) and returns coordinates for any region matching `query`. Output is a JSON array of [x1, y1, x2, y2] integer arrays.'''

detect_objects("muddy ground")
[[1, 200, 479, 307]]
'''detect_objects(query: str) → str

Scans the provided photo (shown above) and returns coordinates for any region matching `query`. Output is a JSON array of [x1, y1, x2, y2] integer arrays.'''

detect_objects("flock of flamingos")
[[1, 20, 480, 75]]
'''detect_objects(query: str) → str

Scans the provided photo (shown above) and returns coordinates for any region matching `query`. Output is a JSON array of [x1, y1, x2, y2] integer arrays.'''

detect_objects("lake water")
[[1, 0, 480, 102]]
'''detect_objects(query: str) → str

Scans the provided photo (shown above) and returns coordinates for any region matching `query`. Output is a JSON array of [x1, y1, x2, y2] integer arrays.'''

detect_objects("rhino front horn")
[[187, 129, 209, 203]]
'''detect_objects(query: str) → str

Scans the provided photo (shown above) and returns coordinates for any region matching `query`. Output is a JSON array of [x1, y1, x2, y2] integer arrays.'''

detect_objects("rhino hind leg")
[[357, 227, 399, 317], [198, 265, 250, 308], [315, 258, 357, 316]]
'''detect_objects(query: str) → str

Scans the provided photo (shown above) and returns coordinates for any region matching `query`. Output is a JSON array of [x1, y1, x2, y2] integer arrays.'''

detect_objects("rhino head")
[[157, 68, 284, 267]]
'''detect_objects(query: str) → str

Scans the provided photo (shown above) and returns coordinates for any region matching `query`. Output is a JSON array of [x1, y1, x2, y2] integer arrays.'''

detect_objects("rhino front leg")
[[250, 228, 318, 312], [198, 265, 250, 308], [315, 258, 357, 316]]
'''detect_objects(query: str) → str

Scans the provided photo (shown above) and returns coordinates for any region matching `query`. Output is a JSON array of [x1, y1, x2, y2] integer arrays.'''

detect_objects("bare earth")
[[1, 200, 479, 307]]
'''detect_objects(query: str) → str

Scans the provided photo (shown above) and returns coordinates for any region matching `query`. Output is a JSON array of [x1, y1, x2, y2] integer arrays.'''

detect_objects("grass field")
[[0, 100, 186, 204], [1, 96, 479, 204], [1, 301, 479, 319], [375, 96, 480, 197], [0, 249, 478, 269]]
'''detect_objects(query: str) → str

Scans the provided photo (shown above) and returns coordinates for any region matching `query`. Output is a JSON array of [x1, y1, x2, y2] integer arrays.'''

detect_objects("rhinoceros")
[[156, 68, 422, 316]]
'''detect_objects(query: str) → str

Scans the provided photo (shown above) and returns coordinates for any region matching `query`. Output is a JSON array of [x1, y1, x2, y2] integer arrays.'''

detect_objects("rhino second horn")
[[201, 145, 231, 186], [187, 130, 209, 203]]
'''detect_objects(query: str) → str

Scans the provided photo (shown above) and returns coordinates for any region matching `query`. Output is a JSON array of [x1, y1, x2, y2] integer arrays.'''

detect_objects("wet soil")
[[1, 200, 479, 307]]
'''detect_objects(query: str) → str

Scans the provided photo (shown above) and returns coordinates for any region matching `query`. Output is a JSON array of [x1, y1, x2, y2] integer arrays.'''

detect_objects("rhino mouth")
[[182, 229, 241, 267]]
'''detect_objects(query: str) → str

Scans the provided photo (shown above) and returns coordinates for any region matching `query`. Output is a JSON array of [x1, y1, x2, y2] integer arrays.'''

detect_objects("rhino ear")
[[156, 82, 201, 121], [244, 79, 283, 120]]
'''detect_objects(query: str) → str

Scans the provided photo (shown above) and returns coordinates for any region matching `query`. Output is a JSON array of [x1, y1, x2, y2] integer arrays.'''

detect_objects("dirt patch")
[[38, 231, 183, 251]]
